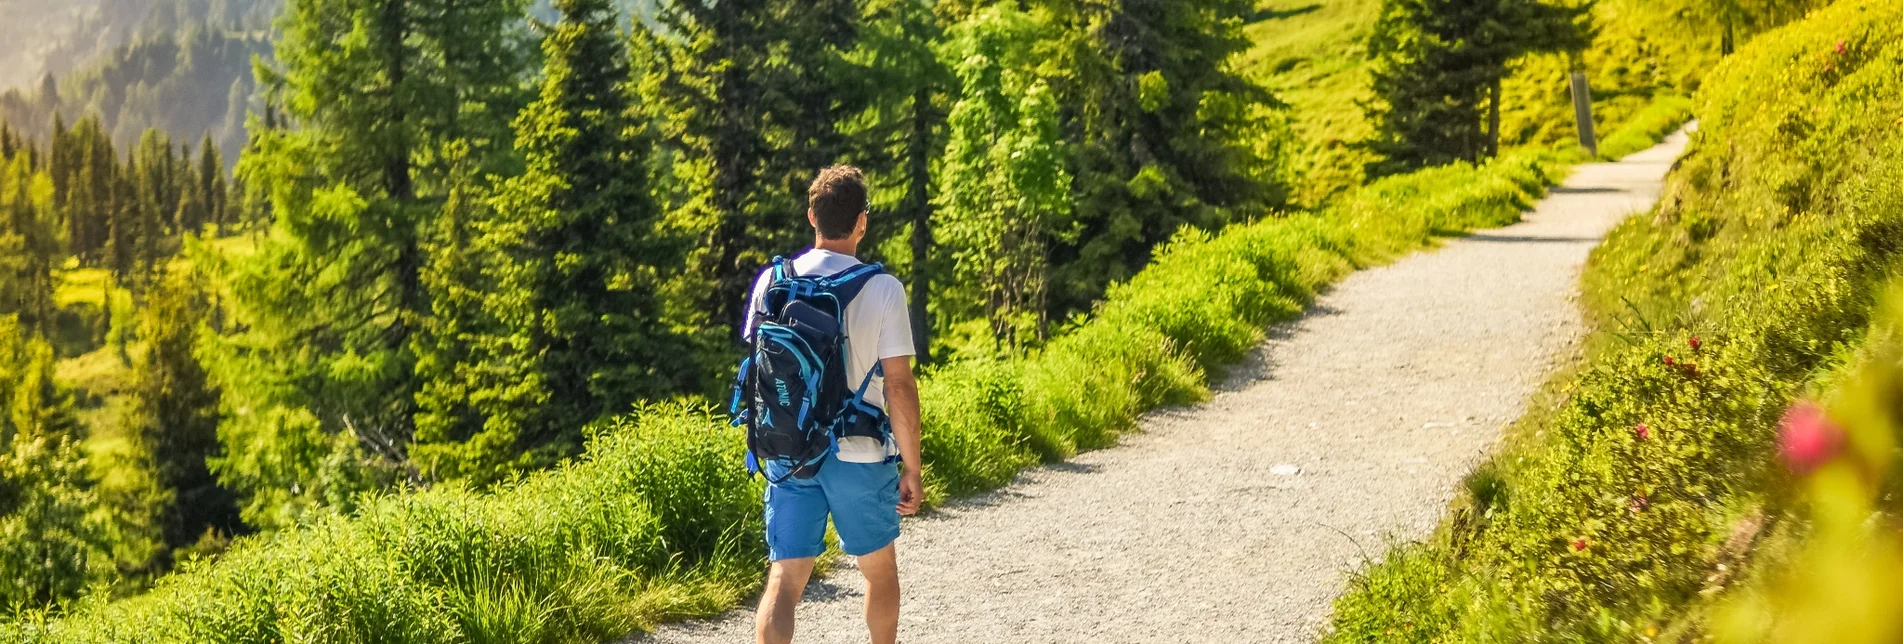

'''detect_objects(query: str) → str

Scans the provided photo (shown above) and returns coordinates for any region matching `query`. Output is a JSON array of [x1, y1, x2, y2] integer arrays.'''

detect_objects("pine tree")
[[1045, 0, 1288, 316], [198, 134, 225, 232], [414, 0, 686, 482], [844, 0, 949, 363], [1363, 0, 1589, 172], [132, 130, 175, 280], [108, 170, 137, 284], [211, 0, 532, 527], [67, 117, 115, 262], [130, 274, 241, 555], [646, 0, 868, 336], [48, 113, 71, 214], [173, 141, 207, 235], [1, 156, 58, 336]]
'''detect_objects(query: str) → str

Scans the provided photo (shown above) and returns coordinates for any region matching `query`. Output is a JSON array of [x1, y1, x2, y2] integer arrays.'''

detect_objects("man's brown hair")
[[809, 165, 868, 240]]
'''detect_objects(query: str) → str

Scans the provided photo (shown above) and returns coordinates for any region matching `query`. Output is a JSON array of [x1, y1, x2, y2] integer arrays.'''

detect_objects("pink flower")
[[1836, 41, 1848, 55], [1571, 538, 1589, 552], [1629, 495, 1650, 513], [1663, 356, 1677, 366], [1779, 401, 1845, 475], [1689, 336, 1702, 351], [1634, 423, 1650, 440]]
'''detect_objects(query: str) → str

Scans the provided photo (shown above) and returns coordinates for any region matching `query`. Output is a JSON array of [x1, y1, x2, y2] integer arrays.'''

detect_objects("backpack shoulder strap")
[[820, 262, 887, 309], [755, 256, 795, 320]]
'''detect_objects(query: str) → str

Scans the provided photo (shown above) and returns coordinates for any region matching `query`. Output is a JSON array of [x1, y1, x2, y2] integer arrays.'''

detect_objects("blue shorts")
[[763, 452, 901, 561]]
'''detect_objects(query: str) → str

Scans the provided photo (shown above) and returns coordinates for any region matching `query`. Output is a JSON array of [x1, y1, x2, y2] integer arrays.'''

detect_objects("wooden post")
[[1570, 71, 1598, 157], [1486, 77, 1502, 158]]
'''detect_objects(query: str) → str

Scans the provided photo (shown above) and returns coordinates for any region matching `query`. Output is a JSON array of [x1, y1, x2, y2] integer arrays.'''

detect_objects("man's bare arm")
[[882, 355, 923, 515]]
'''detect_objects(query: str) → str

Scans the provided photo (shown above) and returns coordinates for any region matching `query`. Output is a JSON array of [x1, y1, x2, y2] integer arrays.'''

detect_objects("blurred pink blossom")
[[1778, 401, 1844, 475]]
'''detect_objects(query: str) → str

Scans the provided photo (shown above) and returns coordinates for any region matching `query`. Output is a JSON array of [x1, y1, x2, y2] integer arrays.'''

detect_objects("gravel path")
[[629, 130, 1691, 644]]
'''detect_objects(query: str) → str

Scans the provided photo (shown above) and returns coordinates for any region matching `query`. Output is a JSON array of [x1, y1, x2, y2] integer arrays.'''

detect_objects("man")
[[742, 165, 925, 644]]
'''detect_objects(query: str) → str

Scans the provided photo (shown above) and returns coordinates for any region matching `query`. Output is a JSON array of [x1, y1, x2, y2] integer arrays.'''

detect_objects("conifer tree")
[[198, 134, 225, 231], [845, 0, 949, 363], [414, 0, 685, 482], [67, 117, 115, 262], [1046, 0, 1288, 315], [173, 142, 207, 235], [48, 113, 70, 213], [2, 156, 58, 336], [130, 274, 240, 554], [1363, 0, 1589, 172], [211, 0, 532, 527], [132, 131, 175, 279], [646, 0, 867, 335], [108, 171, 137, 283]]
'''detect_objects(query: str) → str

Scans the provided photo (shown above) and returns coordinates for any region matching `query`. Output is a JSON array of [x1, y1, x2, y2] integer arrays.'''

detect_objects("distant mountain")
[[0, 0, 107, 90], [0, 0, 281, 91], [0, 0, 657, 163]]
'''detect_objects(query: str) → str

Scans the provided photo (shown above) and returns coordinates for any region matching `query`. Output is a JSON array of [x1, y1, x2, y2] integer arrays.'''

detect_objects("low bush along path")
[[633, 130, 1691, 643]]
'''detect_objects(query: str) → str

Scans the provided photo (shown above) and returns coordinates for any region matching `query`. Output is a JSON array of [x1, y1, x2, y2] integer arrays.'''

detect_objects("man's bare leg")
[[756, 557, 816, 644], [857, 543, 900, 644]]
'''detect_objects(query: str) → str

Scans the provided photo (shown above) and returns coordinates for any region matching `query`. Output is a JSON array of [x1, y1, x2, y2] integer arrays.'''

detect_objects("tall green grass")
[[1326, 1, 1903, 639], [5, 406, 762, 643], [8, 109, 1675, 644]]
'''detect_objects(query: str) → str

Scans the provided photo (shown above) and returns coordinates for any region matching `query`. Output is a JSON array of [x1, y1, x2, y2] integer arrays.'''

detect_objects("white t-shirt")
[[743, 249, 915, 463]]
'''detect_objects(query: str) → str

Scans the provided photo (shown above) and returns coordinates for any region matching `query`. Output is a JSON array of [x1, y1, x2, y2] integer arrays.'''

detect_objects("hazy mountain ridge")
[[0, 0, 108, 90], [0, 0, 660, 162]]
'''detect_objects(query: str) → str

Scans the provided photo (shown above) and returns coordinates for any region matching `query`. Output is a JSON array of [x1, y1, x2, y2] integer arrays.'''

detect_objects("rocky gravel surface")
[[628, 130, 1691, 644]]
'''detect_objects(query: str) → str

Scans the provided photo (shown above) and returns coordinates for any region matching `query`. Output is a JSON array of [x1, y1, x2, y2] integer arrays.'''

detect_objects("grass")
[[1324, 2, 1903, 639], [1240, 0, 1382, 206]]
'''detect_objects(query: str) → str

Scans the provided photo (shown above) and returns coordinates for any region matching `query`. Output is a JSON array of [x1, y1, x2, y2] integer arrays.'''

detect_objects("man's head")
[[808, 165, 869, 242]]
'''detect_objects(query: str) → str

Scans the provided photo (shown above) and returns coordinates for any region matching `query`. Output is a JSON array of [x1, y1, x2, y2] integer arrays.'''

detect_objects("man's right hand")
[[897, 469, 923, 515]]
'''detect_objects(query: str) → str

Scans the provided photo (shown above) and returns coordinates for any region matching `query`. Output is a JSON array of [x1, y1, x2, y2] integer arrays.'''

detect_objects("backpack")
[[730, 257, 893, 482]]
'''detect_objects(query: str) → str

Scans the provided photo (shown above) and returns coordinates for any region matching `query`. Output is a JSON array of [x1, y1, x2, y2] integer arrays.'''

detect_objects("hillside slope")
[[1239, 0, 1733, 206], [1327, 1, 1903, 640]]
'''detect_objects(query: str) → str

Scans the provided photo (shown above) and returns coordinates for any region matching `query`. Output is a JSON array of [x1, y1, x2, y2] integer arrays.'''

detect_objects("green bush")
[[1327, 2, 1903, 640]]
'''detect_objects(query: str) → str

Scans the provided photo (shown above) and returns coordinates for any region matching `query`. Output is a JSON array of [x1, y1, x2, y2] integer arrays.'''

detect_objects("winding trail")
[[631, 131, 1691, 644]]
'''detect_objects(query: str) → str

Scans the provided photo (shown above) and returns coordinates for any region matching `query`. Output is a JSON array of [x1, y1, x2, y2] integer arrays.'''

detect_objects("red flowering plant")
[[1719, 288, 1903, 644]]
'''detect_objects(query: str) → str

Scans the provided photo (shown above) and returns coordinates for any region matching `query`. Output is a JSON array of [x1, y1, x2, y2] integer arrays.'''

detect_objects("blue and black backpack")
[[731, 257, 893, 482]]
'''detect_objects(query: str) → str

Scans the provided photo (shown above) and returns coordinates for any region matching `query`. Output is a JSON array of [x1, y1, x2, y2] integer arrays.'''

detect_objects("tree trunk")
[[1486, 76, 1502, 159], [380, 0, 413, 203], [906, 86, 934, 365]]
